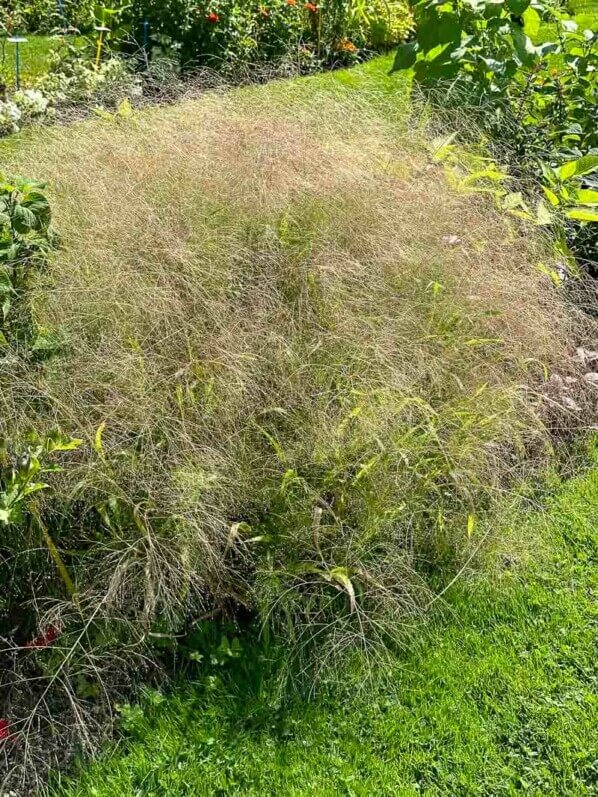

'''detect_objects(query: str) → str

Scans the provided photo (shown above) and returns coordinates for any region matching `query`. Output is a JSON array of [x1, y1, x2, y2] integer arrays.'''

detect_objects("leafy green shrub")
[[0, 0, 95, 33], [0, 175, 56, 351], [392, 0, 597, 268], [123, 0, 411, 73], [37, 43, 142, 105], [0, 45, 140, 138], [365, 0, 413, 49]]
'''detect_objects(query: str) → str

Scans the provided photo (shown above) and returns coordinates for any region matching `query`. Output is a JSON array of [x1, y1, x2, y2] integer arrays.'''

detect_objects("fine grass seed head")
[[0, 80, 593, 783]]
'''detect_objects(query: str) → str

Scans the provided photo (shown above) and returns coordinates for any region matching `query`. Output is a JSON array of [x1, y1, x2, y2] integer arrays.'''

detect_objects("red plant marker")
[[24, 624, 61, 649], [0, 719, 10, 741]]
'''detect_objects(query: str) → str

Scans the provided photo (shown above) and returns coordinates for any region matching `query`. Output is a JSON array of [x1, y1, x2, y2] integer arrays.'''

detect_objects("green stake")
[[7, 37, 27, 91]]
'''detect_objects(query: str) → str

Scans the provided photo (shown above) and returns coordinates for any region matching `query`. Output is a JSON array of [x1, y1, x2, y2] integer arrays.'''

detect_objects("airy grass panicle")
[[1, 77, 595, 786]]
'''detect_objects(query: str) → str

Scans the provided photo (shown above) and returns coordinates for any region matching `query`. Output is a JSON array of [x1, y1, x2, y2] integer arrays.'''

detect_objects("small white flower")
[[13, 88, 50, 117], [0, 100, 22, 134]]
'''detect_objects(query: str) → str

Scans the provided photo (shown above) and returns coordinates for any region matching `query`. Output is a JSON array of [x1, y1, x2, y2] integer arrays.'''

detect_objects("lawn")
[[56, 449, 598, 797], [0, 33, 86, 87]]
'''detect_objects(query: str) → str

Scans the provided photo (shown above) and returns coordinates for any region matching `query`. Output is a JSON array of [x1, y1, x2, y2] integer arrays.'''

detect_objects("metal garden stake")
[[7, 37, 27, 91]]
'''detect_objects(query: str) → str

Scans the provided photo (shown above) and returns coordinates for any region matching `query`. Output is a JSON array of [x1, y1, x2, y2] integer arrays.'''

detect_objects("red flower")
[[206, 11, 220, 23], [25, 624, 61, 649], [305, 2, 318, 11], [0, 719, 10, 741]]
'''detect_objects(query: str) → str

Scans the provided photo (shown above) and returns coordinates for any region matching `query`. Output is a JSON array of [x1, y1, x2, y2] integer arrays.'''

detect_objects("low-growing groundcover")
[[0, 56, 596, 791], [57, 455, 598, 796]]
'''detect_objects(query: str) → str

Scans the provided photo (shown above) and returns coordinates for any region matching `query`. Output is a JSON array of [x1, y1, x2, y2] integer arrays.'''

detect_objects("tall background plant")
[[392, 0, 597, 270]]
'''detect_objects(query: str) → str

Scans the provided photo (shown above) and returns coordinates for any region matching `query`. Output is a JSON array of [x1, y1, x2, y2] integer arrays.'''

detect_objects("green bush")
[[123, 0, 412, 72], [392, 0, 598, 269], [0, 0, 95, 33]]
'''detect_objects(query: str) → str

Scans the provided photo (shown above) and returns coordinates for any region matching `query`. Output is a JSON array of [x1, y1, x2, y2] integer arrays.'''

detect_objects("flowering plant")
[[123, 0, 411, 73], [37, 47, 142, 105], [0, 100, 22, 135], [13, 88, 50, 118]]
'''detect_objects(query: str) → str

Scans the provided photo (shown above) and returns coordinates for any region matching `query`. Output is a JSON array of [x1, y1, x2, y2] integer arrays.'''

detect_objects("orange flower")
[[206, 11, 220, 22], [286, 0, 297, 4], [305, 2, 318, 12], [339, 38, 357, 53]]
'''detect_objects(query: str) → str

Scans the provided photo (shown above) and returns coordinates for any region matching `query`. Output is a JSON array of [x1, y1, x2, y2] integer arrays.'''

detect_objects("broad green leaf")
[[20, 483, 49, 498], [12, 204, 37, 233], [22, 192, 51, 227], [48, 436, 83, 452], [0, 268, 12, 289], [566, 208, 598, 222], [94, 420, 106, 456], [15, 177, 46, 192], [425, 12, 461, 49], [511, 27, 538, 66], [329, 567, 357, 613], [522, 7, 540, 37], [577, 190, 598, 206], [506, 0, 530, 12], [542, 186, 560, 206], [557, 155, 598, 181]]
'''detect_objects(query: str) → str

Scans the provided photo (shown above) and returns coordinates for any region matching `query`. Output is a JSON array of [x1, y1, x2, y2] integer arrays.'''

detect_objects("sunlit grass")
[[0, 33, 85, 88]]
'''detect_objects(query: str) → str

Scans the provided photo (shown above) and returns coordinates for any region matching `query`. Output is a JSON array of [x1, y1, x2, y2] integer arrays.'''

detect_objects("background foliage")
[[392, 0, 598, 269], [123, 0, 412, 70], [0, 0, 95, 33]]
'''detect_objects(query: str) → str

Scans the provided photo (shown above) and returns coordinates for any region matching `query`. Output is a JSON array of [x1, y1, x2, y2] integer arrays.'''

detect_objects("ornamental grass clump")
[[0, 80, 594, 784]]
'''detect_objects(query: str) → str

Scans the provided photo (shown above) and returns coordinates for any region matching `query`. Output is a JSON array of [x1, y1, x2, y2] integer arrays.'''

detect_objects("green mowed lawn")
[[56, 451, 598, 797], [0, 34, 86, 87]]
